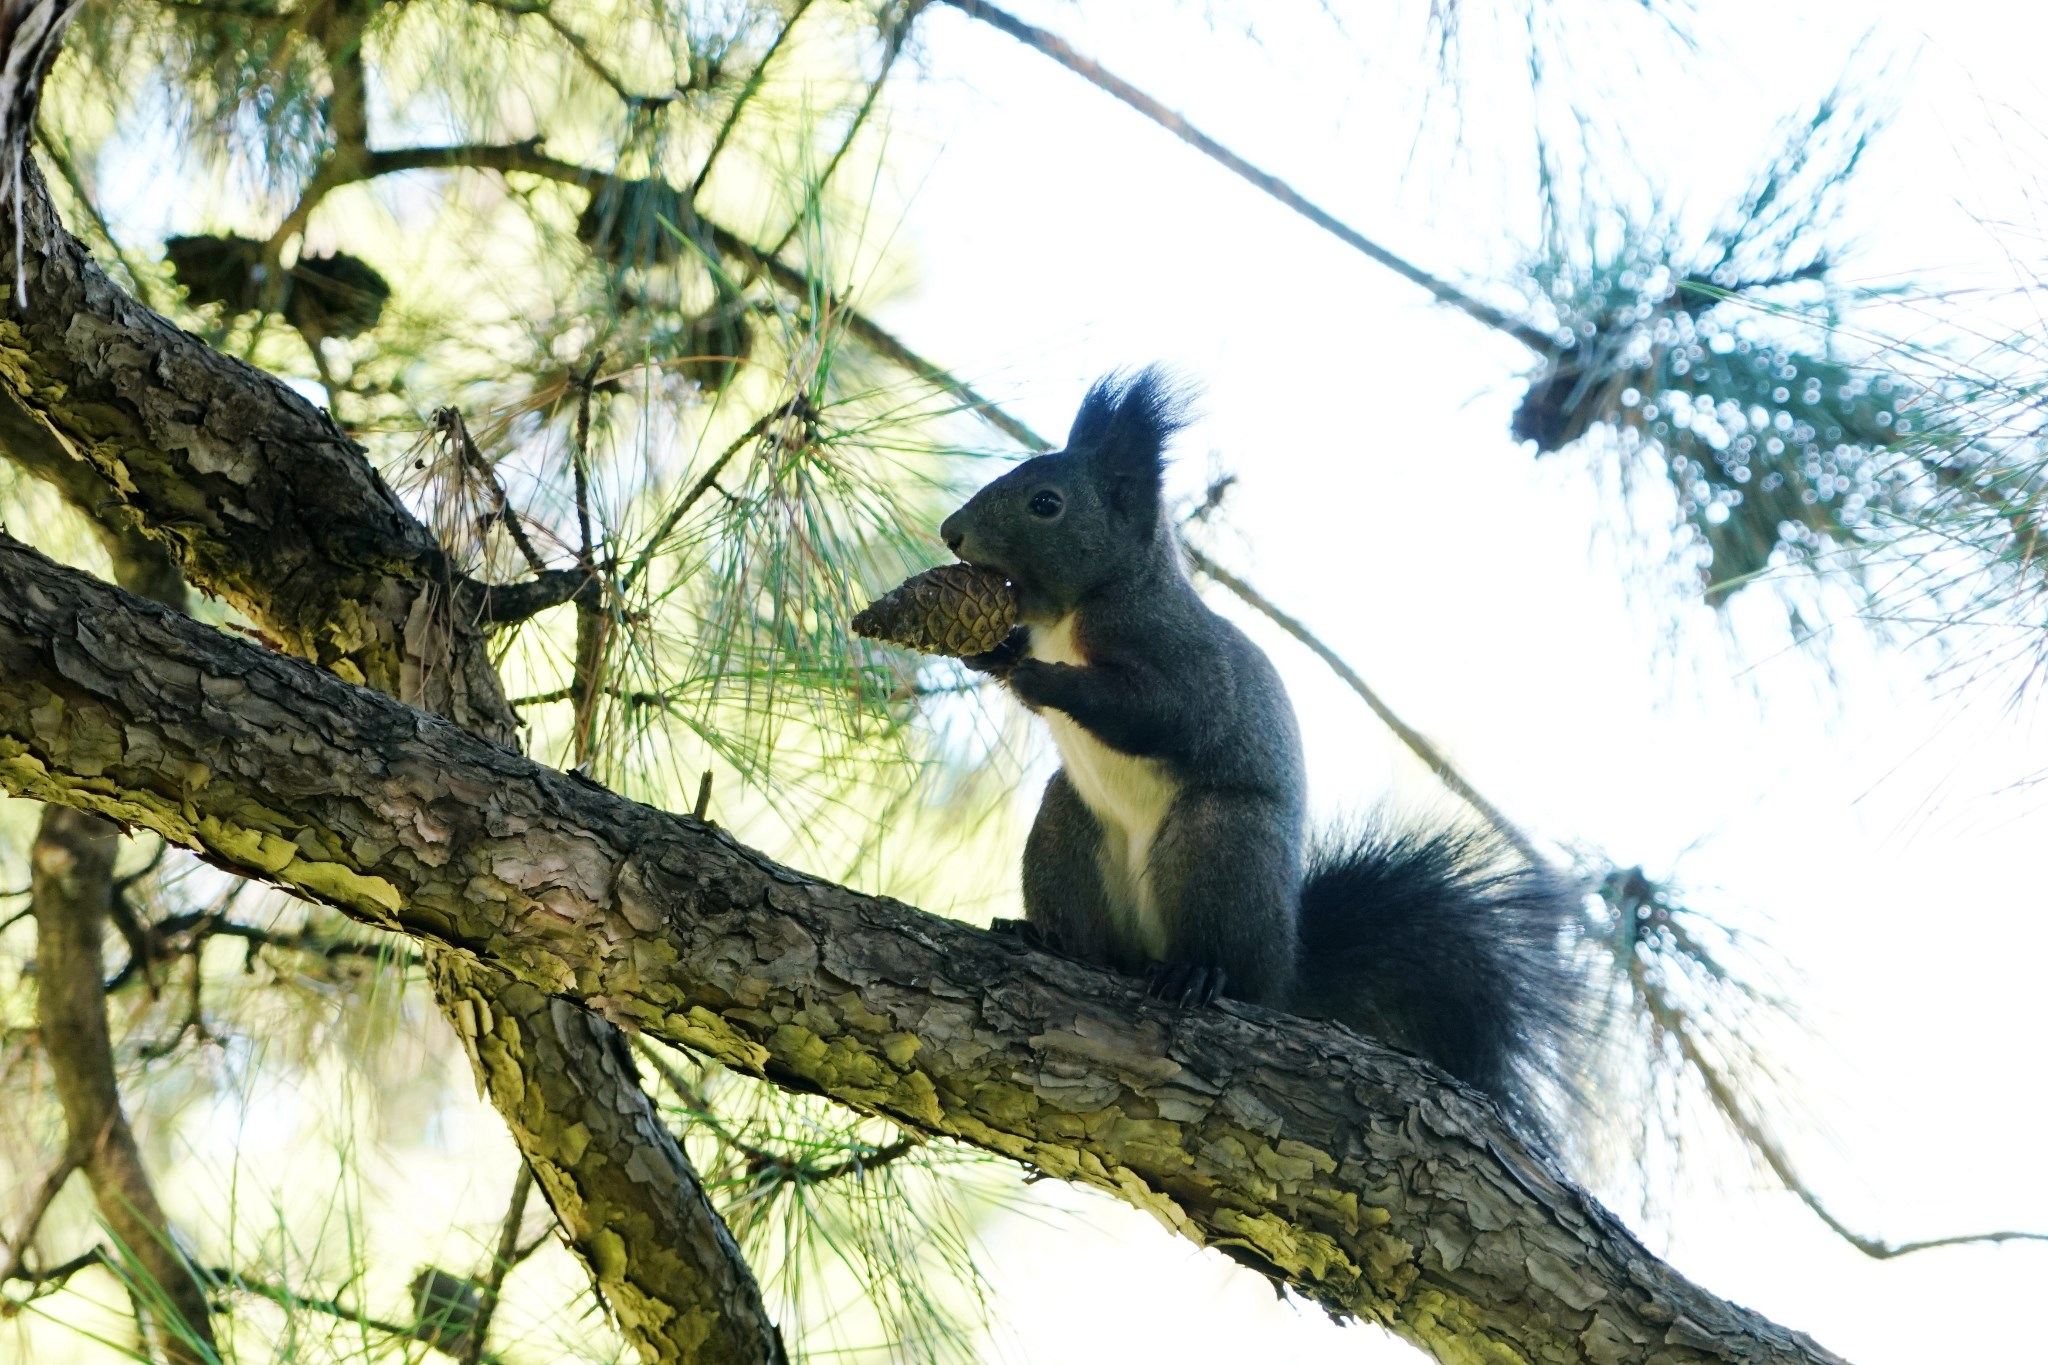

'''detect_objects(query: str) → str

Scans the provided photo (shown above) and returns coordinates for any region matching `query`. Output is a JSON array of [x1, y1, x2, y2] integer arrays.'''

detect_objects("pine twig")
[[939, 0, 1554, 353], [100, 909, 425, 992], [0, 1153, 82, 1291], [570, 351, 604, 570], [1180, 541, 1547, 866], [760, 0, 927, 261], [1626, 960, 2048, 1260], [689, 0, 818, 199], [215, 1267, 513, 1365], [1, 1245, 100, 1296], [618, 400, 795, 594], [434, 407, 549, 576], [457, 1164, 534, 1365]]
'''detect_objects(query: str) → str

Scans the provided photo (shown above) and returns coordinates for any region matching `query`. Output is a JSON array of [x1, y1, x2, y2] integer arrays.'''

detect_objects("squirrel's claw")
[[989, 916, 1061, 954], [1147, 960, 1226, 1008]]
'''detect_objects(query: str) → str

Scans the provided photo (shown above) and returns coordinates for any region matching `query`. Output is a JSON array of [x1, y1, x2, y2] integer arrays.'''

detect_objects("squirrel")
[[939, 368, 1584, 1133]]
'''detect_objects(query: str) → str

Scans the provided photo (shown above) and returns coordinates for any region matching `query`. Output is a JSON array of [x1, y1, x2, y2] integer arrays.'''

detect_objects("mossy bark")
[[0, 534, 1851, 1365]]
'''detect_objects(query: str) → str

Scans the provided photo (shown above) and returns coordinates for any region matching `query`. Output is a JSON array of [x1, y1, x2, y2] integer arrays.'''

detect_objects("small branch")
[[214, 1267, 512, 1365], [475, 0, 671, 106], [511, 683, 681, 709], [434, 407, 549, 576], [689, 0, 818, 200], [800, 1136, 920, 1183], [465, 568, 605, 626], [0, 1153, 82, 1291], [1628, 960, 2048, 1261], [939, 0, 1554, 353], [693, 769, 714, 822], [570, 351, 603, 570], [706, 222, 1055, 451], [2, 1245, 101, 1295], [566, 350, 613, 770], [760, 1, 925, 261], [634, 1039, 914, 1186], [619, 399, 802, 594], [102, 909, 425, 993], [458, 1164, 534, 1365], [1182, 542, 1547, 866], [256, 138, 1053, 453]]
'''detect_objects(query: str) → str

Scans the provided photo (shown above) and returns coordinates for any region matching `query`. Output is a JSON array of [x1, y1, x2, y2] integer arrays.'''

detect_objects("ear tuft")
[[1065, 365, 1192, 520]]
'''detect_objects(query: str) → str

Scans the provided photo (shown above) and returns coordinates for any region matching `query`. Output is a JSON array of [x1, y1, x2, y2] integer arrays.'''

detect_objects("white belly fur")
[[1029, 616, 1181, 957]]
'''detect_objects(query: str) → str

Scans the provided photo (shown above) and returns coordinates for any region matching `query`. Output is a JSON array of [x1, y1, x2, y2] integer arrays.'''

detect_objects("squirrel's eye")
[[1029, 490, 1064, 519]]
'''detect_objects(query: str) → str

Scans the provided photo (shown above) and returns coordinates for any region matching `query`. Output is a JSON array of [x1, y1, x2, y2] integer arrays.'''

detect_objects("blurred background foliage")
[[3, 0, 2045, 1360]]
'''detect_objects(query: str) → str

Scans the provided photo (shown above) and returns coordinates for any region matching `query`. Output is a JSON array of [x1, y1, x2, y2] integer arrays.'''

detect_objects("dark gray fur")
[[940, 369, 1581, 1132]]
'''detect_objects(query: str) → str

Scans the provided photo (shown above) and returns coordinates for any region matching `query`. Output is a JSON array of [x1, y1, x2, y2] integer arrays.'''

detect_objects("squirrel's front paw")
[[1147, 960, 1227, 1007], [990, 917, 1062, 954], [959, 626, 1028, 677], [1003, 658, 1055, 704]]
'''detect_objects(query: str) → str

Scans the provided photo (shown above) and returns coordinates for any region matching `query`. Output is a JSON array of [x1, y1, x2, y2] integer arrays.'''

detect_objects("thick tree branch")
[[0, 390, 185, 605], [458, 1164, 534, 1365], [0, 532, 1850, 1365]]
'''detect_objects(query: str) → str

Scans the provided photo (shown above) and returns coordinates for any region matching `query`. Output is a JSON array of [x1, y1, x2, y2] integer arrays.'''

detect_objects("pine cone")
[[853, 564, 1017, 657]]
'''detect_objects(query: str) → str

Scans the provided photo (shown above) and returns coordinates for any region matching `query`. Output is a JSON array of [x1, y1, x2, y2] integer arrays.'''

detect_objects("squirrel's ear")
[[1068, 365, 1190, 523]]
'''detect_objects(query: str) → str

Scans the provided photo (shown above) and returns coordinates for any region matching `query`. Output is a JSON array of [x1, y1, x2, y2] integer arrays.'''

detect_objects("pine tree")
[[2, 3, 2041, 1363]]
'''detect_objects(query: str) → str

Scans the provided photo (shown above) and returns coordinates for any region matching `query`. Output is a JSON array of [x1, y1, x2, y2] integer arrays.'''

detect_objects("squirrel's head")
[[939, 367, 1189, 621]]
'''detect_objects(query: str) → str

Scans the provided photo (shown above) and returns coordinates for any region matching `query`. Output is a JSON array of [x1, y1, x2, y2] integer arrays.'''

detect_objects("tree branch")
[[457, 1164, 534, 1365], [0, 1152, 82, 1294], [0, 531, 1851, 1365], [427, 955, 789, 1364], [290, 138, 1057, 453], [688, 0, 817, 200], [936, 0, 1555, 353], [99, 907, 426, 992]]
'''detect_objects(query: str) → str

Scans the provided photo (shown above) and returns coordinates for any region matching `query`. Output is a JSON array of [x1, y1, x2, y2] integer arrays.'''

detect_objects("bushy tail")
[[1290, 816, 1586, 1141]]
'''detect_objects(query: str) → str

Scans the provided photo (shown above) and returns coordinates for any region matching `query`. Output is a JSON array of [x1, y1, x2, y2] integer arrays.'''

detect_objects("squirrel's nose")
[[939, 513, 964, 557]]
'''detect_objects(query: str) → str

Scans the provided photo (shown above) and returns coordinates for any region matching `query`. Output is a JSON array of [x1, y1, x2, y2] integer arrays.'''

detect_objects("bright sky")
[[877, 2, 2048, 1361]]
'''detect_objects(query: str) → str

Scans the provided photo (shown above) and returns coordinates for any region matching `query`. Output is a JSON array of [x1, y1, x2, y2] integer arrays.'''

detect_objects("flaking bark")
[[0, 533, 1852, 1365]]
